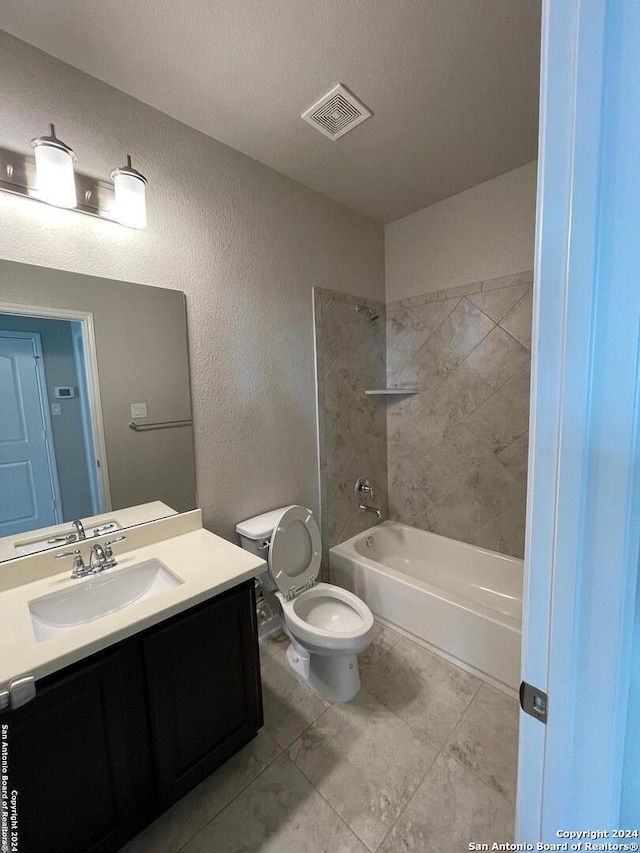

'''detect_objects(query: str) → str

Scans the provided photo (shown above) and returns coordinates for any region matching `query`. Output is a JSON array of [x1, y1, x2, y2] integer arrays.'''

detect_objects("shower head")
[[356, 304, 379, 323]]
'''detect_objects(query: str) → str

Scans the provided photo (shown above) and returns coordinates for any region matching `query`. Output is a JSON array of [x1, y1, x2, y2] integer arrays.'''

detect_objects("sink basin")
[[14, 520, 123, 556], [29, 560, 183, 643]]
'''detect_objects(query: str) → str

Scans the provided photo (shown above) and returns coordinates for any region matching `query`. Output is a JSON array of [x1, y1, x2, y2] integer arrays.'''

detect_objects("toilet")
[[236, 505, 374, 702]]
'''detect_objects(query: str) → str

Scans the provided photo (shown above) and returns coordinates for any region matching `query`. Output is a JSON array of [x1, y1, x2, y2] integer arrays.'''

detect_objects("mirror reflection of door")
[[0, 314, 103, 537]]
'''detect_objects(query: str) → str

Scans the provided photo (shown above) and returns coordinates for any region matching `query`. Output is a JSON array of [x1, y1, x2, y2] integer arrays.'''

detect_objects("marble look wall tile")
[[386, 278, 532, 558], [428, 457, 527, 541], [182, 754, 369, 853], [499, 361, 531, 416], [472, 506, 526, 558], [501, 288, 533, 349], [497, 432, 529, 482], [445, 683, 520, 802], [436, 299, 495, 359], [465, 393, 528, 454], [421, 423, 494, 504], [410, 297, 460, 332], [482, 270, 533, 291], [468, 284, 531, 323], [287, 689, 438, 850], [465, 325, 530, 390], [378, 752, 514, 853], [412, 362, 494, 447], [315, 286, 387, 554], [409, 332, 461, 393]]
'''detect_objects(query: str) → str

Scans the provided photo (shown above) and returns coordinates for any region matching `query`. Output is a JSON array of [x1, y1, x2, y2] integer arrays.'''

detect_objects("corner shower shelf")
[[364, 388, 419, 396]]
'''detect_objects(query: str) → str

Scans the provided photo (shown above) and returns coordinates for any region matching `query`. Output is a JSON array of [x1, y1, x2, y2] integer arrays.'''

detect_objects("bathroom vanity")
[[0, 511, 267, 853]]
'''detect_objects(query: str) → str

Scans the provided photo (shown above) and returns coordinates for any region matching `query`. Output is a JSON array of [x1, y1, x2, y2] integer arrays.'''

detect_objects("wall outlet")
[[50, 403, 62, 416], [131, 402, 148, 419]]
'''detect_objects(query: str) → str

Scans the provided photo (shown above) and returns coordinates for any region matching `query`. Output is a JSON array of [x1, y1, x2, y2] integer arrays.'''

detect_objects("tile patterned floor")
[[121, 622, 518, 853]]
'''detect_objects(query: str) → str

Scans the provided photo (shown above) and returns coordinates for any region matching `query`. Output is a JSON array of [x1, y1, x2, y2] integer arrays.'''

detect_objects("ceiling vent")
[[301, 84, 372, 141]]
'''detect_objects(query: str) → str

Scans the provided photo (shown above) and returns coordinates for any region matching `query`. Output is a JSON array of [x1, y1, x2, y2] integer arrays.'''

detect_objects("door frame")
[[71, 322, 102, 516], [0, 328, 63, 526], [518, 0, 640, 837], [0, 302, 112, 513]]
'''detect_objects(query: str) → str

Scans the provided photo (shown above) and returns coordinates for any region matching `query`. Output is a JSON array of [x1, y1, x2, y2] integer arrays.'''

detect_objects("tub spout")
[[359, 503, 382, 519]]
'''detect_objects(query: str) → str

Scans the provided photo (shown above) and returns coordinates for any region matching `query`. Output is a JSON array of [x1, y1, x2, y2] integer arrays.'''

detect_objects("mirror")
[[0, 258, 196, 562]]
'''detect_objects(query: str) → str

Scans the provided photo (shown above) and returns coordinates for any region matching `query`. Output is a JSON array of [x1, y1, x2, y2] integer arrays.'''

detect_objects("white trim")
[[519, 0, 640, 837], [0, 301, 112, 513], [71, 324, 101, 515], [0, 329, 63, 525]]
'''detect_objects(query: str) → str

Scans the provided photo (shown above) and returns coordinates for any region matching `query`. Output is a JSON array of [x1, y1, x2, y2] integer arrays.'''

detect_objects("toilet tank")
[[235, 506, 293, 557]]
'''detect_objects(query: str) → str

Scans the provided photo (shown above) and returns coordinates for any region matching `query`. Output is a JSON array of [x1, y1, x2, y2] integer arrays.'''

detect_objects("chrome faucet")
[[72, 519, 86, 541], [355, 476, 382, 519], [359, 503, 382, 518], [89, 536, 127, 572], [55, 535, 127, 579]]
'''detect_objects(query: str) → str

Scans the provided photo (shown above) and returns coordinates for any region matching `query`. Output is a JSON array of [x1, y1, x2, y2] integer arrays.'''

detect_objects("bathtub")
[[329, 521, 523, 693]]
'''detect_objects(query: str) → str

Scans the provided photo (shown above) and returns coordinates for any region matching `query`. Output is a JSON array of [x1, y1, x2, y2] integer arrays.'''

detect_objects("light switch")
[[131, 402, 148, 419], [50, 403, 62, 416]]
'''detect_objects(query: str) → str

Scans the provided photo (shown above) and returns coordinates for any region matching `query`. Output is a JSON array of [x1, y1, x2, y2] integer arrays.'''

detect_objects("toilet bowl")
[[236, 505, 374, 702]]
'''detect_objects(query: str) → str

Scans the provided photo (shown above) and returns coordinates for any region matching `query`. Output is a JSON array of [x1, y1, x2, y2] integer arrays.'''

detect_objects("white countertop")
[[0, 515, 266, 692]]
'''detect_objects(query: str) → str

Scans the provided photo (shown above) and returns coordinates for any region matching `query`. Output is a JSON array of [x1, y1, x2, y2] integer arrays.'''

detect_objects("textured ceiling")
[[0, 0, 541, 223]]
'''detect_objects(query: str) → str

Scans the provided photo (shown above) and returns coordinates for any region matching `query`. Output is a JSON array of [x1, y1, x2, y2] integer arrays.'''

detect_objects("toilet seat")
[[279, 583, 374, 651], [268, 505, 321, 600]]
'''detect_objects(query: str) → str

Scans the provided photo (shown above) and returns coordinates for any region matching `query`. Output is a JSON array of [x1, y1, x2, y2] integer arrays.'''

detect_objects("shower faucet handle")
[[355, 476, 375, 500]]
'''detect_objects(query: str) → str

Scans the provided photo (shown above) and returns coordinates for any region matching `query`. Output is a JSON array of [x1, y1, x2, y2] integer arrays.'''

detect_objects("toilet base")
[[285, 640, 361, 703]]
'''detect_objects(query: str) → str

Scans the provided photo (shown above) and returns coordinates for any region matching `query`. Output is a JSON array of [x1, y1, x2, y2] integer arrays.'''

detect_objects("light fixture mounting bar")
[[0, 146, 116, 221]]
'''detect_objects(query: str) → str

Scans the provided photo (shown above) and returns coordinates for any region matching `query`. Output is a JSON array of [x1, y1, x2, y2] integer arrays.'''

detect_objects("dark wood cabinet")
[[144, 585, 262, 806], [5, 580, 262, 853]]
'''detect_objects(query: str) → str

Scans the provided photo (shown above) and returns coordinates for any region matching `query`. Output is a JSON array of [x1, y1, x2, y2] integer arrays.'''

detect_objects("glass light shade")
[[112, 171, 146, 229], [111, 156, 147, 229], [31, 133, 77, 209]]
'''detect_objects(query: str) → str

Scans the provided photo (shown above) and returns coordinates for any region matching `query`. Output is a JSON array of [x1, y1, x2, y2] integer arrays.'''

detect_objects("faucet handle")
[[355, 476, 375, 500], [104, 535, 126, 563], [55, 550, 89, 578]]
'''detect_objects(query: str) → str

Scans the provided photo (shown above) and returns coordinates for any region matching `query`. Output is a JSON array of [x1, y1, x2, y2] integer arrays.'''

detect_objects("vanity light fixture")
[[111, 155, 147, 229], [0, 126, 148, 229], [30, 124, 77, 209]]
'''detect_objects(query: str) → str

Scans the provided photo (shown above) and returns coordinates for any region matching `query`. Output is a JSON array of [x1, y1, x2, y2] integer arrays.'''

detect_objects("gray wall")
[[386, 272, 533, 558], [314, 288, 387, 575], [0, 261, 196, 514], [0, 32, 385, 540], [0, 314, 93, 520]]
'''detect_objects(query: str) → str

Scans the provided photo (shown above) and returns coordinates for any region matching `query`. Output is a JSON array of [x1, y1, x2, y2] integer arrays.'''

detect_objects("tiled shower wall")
[[314, 288, 387, 574], [386, 271, 533, 558]]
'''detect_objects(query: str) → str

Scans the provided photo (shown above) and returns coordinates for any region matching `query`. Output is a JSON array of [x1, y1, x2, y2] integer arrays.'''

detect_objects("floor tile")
[[259, 627, 290, 657], [362, 638, 480, 745], [181, 754, 369, 853], [445, 683, 520, 802], [359, 621, 403, 673], [379, 752, 514, 853], [119, 729, 280, 853], [260, 645, 331, 749], [288, 688, 437, 851]]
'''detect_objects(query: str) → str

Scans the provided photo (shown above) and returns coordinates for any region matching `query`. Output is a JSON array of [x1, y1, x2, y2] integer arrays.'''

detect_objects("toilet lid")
[[268, 505, 321, 598]]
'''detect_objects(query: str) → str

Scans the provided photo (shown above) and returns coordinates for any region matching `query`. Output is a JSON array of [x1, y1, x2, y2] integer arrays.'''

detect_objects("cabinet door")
[[143, 581, 262, 806], [6, 641, 153, 853]]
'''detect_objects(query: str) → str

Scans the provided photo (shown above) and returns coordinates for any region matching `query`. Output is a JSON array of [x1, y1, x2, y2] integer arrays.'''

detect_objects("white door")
[[0, 331, 59, 536], [517, 0, 640, 837]]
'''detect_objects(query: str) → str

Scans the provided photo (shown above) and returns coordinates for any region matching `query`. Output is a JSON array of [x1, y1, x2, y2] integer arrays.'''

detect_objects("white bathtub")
[[330, 521, 523, 693]]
